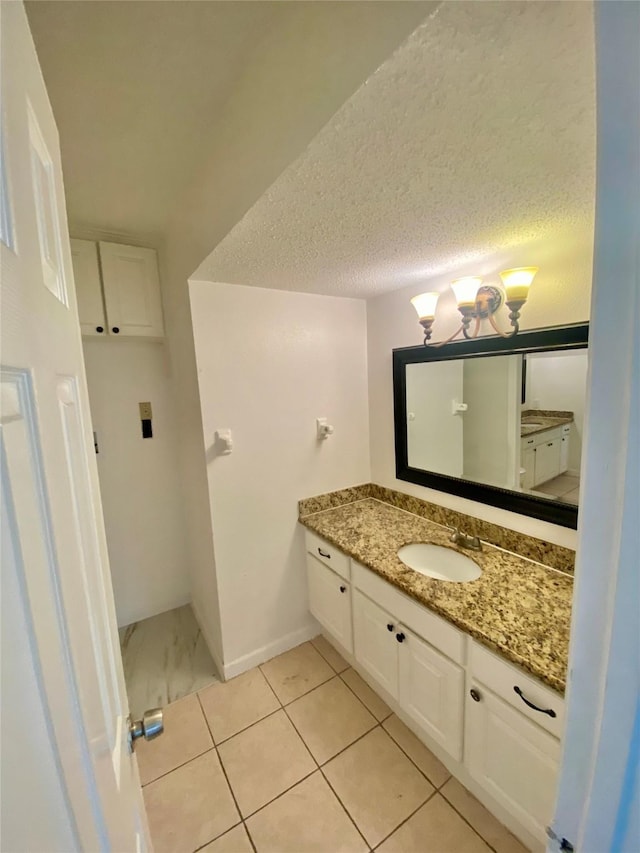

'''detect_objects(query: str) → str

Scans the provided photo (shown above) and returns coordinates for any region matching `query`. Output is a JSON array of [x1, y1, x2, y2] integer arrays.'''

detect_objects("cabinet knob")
[[112, 326, 120, 334], [387, 623, 394, 632], [395, 632, 405, 643], [339, 585, 346, 593], [470, 688, 481, 702], [96, 326, 104, 333]]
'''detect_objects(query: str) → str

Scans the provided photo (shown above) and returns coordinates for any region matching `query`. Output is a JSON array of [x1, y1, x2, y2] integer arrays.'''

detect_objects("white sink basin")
[[397, 543, 482, 582]]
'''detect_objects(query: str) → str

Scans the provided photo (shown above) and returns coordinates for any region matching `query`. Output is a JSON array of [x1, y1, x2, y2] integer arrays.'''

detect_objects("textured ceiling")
[[26, 1, 432, 242], [195, 1, 596, 297]]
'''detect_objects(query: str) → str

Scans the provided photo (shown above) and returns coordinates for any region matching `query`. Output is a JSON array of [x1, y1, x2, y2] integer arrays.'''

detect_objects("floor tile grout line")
[[241, 766, 318, 822], [209, 705, 283, 748], [337, 669, 394, 724], [379, 719, 452, 791], [140, 745, 216, 788], [191, 819, 244, 853], [370, 786, 439, 851], [438, 785, 503, 853], [195, 693, 249, 847], [309, 635, 351, 676], [280, 697, 372, 851]]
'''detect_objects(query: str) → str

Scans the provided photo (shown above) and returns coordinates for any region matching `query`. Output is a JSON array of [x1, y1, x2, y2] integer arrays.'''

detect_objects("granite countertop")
[[521, 410, 573, 438], [300, 498, 572, 693]]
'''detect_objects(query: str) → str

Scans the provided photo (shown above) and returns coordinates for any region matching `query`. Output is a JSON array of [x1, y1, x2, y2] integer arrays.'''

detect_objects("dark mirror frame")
[[393, 323, 589, 529]]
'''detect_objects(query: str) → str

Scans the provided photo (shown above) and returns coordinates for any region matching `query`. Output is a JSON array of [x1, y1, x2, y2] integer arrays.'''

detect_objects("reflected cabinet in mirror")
[[393, 324, 589, 528]]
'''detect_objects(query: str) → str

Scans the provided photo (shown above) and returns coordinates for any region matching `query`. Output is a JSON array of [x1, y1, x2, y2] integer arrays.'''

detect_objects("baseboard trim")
[[223, 620, 320, 681], [117, 594, 191, 630], [190, 598, 224, 681]]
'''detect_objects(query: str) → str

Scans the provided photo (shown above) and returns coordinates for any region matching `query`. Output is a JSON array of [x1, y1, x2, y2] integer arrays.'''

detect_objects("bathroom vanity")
[[299, 489, 573, 851]]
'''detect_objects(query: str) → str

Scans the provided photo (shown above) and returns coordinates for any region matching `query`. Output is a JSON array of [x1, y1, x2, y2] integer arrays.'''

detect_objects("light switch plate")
[[139, 401, 152, 420]]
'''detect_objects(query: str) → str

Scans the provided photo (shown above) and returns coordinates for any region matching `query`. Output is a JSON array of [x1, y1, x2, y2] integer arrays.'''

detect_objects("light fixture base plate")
[[474, 285, 503, 319]]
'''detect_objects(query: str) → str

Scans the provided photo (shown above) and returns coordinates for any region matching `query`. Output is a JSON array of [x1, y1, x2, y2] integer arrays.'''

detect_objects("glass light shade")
[[410, 291, 440, 320], [499, 267, 538, 302], [451, 277, 482, 308]]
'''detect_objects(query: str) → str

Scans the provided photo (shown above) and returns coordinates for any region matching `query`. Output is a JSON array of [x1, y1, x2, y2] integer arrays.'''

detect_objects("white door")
[[307, 556, 353, 653], [465, 682, 560, 843], [352, 590, 399, 699], [0, 5, 149, 851], [398, 626, 464, 760], [405, 360, 464, 477]]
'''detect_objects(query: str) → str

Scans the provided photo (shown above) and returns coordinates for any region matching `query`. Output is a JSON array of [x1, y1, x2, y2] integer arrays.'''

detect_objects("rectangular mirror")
[[393, 324, 589, 528]]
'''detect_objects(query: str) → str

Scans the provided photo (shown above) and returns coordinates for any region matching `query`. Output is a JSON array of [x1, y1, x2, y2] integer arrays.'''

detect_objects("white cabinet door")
[[534, 437, 561, 485], [398, 626, 464, 760], [465, 682, 560, 842], [353, 590, 398, 699], [99, 242, 164, 338], [307, 555, 353, 653], [70, 239, 106, 337], [521, 446, 536, 490], [559, 433, 570, 473]]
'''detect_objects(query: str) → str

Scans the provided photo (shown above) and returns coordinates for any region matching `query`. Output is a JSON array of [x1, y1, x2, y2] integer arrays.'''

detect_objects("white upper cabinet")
[[70, 239, 106, 336], [70, 239, 164, 338], [99, 242, 164, 338]]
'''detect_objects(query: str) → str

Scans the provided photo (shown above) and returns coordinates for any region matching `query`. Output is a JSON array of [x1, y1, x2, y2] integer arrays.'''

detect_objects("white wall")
[[367, 241, 593, 549], [525, 350, 588, 474], [83, 339, 190, 626], [189, 281, 370, 675]]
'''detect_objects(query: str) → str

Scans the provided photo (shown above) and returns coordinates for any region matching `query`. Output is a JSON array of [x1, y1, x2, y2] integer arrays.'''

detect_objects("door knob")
[[128, 708, 163, 749]]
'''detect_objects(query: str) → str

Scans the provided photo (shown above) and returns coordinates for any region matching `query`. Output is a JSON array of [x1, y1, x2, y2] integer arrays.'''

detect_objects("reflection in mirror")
[[406, 349, 587, 505]]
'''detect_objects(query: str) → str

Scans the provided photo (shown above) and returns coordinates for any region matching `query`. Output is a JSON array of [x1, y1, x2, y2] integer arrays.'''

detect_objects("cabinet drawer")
[[305, 531, 350, 580], [469, 641, 564, 738], [352, 561, 465, 665]]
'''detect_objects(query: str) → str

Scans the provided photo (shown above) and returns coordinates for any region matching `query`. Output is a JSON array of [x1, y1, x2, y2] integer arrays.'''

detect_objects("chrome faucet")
[[450, 527, 482, 551]]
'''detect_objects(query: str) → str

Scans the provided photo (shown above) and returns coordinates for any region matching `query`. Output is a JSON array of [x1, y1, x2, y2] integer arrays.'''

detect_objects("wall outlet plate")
[[139, 401, 152, 420]]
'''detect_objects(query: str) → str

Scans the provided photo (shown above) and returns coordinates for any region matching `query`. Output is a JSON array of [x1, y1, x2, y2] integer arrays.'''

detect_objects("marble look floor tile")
[[286, 676, 376, 764], [377, 794, 490, 853], [260, 642, 334, 704], [217, 710, 316, 817], [340, 668, 392, 721], [323, 727, 433, 847], [199, 667, 280, 743], [143, 750, 238, 853], [382, 714, 450, 788], [136, 692, 212, 785], [199, 823, 253, 853], [246, 771, 367, 853], [120, 604, 219, 717], [311, 634, 349, 673], [441, 778, 530, 853]]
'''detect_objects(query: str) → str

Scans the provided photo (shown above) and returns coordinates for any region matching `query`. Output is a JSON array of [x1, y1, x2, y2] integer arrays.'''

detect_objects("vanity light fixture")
[[411, 267, 538, 345]]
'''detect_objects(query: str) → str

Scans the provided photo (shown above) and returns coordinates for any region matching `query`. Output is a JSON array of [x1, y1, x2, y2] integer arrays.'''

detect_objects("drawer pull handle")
[[514, 686, 557, 717], [318, 548, 331, 559], [470, 688, 481, 702], [387, 623, 394, 632], [396, 632, 405, 643], [339, 585, 347, 593]]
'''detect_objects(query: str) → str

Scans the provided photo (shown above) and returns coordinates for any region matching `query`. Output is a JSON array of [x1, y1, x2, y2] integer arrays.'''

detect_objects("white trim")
[[222, 620, 319, 682]]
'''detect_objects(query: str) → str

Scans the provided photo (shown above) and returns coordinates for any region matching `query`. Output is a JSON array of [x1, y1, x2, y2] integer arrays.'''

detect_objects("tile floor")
[[534, 473, 580, 505], [120, 605, 219, 717], [138, 635, 528, 853]]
